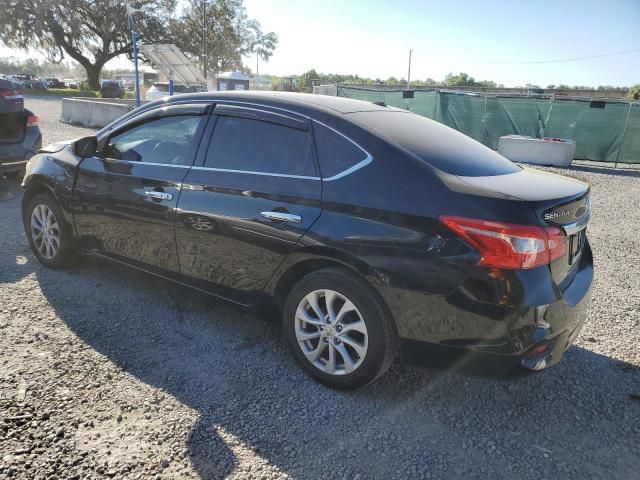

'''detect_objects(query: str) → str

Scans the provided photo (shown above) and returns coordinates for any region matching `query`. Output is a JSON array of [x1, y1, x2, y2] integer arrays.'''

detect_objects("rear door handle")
[[260, 211, 302, 223], [144, 191, 173, 201]]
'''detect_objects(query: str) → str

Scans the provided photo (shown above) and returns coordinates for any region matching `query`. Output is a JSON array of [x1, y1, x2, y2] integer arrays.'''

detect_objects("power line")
[[466, 48, 640, 65]]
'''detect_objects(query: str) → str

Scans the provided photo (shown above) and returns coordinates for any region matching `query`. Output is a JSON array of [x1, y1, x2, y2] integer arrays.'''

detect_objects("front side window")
[[205, 115, 316, 177], [104, 115, 205, 166]]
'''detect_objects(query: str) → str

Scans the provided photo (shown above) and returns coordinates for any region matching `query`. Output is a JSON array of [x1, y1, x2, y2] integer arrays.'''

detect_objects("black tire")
[[5, 167, 26, 182], [283, 267, 398, 389], [24, 192, 76, 269]]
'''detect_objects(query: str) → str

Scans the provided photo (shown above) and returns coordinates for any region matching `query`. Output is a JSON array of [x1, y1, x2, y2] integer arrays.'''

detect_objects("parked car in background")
[[145, 82, 206, 101], [100, 80, 126, 99], [63, 79, 79, 89], [10, 74, 39, 82], [1, 71, 41, 180], [0, 76, 23, 113], [2, 76, 41, 178], [43, 76, 67, 89], [9, 74, 48, 90], [20, 92, 593, 389]]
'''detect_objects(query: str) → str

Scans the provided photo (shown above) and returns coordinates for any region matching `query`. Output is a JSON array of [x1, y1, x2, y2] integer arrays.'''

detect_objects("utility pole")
[[126, 1, 141, 107], [407, 49, 413, 89], [202, 0, 207, 85]]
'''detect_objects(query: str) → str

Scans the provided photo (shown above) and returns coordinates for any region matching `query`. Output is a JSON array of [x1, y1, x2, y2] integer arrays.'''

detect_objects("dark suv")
[[100, 80, 126, 99], [1, 78, 42, 180], [21, 92, 592, 389]]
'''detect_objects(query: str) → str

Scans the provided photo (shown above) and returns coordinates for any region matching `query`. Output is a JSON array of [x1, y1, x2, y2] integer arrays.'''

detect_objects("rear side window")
[[313, 122, 368, 178], [205, 116, 316, 177]]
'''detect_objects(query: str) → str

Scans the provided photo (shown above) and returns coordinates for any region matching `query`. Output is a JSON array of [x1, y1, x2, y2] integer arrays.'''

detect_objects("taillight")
[[0, 89, 23, 99], [27, 114, 39, 126], [440, 215, 567, 269]]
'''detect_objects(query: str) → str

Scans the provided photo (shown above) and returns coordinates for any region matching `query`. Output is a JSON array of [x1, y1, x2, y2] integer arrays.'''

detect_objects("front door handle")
[[260, 211, 302, 223], [145, 191, 173, 201]]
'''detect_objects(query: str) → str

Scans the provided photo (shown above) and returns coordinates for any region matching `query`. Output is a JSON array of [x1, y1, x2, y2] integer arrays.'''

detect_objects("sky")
[[1, 0, 639, 87], [241, 0, 640, 86]]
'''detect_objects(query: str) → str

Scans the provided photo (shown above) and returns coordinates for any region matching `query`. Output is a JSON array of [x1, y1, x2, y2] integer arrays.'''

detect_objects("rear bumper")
[[0, 158, 28, 172], [0, 127, 42, 172], [519, 243, 593, 369], [380, 241, 593, 368]]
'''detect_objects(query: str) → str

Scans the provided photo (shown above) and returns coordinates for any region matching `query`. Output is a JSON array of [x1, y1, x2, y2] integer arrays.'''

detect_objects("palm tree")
[[247, 22, 278, 75]]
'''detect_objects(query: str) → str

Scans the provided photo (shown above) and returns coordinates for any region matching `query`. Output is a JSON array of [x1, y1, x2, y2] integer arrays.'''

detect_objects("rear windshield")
[[348, 111, 521, 177]]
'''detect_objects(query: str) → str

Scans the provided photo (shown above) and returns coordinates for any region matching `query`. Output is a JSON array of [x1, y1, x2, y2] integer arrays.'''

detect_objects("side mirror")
[[72, 135, 97, 158]]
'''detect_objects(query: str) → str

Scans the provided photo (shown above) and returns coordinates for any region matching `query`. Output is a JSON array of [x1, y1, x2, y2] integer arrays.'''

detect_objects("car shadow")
[[28, 256, 640, 479], [0, 181, 39, 285], [2, 184, 639, 478]]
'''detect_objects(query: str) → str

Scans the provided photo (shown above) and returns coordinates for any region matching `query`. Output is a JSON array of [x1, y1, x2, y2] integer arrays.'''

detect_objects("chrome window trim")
[[311, 119, 374, 181], [190, 165, 321, 180], [213, 103, 375, 181], [322, 156, 373, 181], [140, 100, 374, 182]]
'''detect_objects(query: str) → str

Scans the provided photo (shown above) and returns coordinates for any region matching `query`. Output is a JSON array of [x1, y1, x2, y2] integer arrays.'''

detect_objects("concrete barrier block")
[[313, 85, 338, 96], [498, 135, 576, 167], [61, 98, 133, 128]]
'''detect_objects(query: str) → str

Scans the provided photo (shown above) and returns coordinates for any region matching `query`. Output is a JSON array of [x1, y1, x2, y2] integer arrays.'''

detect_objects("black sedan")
[[21, 92, 593, 389]]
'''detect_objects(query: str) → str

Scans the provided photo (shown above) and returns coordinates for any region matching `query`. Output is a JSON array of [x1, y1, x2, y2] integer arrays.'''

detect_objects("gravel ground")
[[0, 98, 639, 479]]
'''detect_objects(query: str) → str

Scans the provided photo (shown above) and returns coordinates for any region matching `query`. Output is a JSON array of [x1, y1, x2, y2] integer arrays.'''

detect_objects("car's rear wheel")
[[25, 192, 76, 268], [283, 267, 397, 389]]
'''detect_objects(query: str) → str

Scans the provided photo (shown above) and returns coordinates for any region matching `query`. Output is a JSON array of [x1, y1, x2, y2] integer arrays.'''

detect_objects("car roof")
[[159, 91, 395, 115]]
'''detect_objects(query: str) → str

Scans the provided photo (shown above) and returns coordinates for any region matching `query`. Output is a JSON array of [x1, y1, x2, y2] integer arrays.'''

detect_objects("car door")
[[72, 103, 211, 272], [175, 104, 322, 305]]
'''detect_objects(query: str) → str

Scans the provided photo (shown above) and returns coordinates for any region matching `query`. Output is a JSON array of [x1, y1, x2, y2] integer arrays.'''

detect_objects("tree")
[[630, 85, 640, 100], [443, 72, 476, 86], [477, 80, 497, 88], [0, 0, 176, 90], [171, 0, 277, 77], [246, 22, 278, 75], [296, 69, 319, 92]]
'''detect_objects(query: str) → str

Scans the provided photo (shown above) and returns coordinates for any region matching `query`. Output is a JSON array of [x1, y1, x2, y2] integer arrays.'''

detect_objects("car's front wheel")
[[25, 192, 76, 268], [283, 267, 397, 389]]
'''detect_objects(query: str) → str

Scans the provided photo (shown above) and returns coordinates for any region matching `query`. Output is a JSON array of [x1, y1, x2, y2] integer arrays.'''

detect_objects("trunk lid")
[[447, 167, 590, 285], [1, 79, 25, 143]]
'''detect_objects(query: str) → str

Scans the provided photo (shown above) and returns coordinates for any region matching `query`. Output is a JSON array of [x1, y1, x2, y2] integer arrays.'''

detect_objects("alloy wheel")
[[30, 204, 60, 260], [295, 289, 368, 375]]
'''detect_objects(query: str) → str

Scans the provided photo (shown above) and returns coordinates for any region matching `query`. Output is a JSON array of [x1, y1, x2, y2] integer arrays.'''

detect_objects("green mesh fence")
[[337, 86, 638, 164], [617, 104, 640, 164]]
